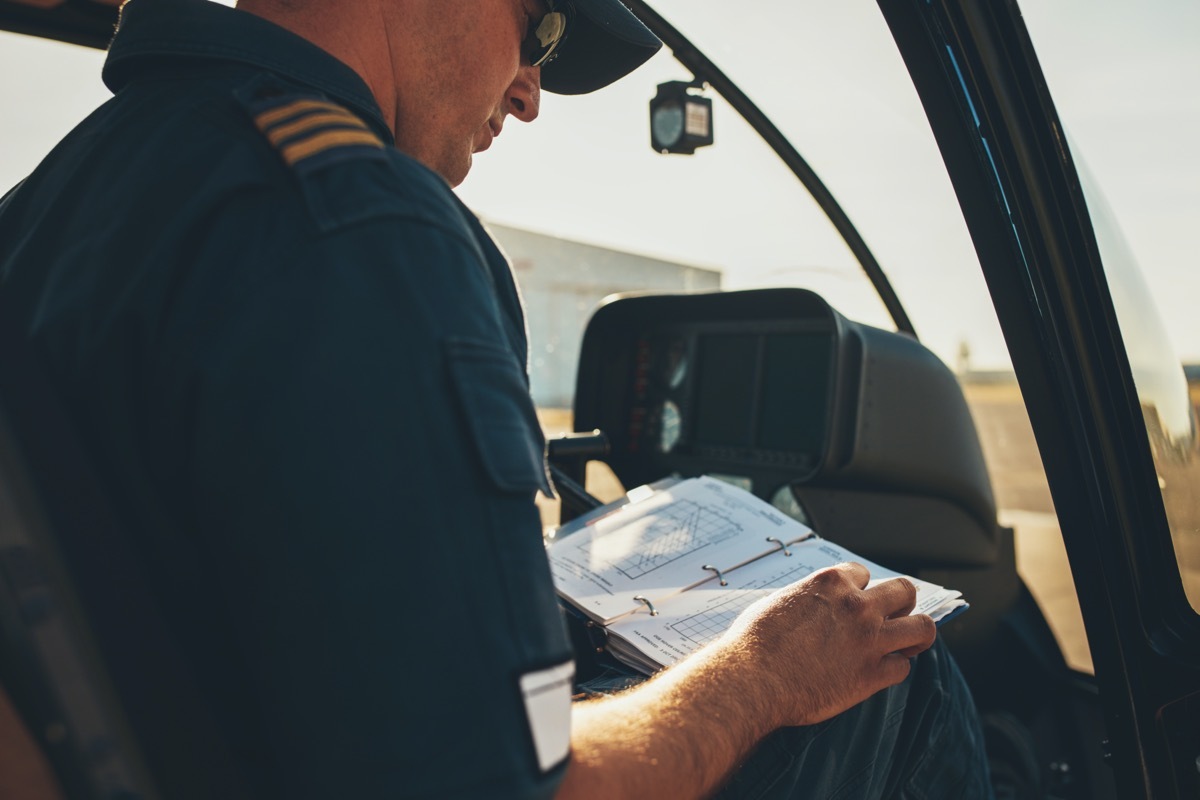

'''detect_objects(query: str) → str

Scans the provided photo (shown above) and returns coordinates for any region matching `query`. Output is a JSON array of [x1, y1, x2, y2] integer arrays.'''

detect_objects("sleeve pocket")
[[445, 337, 553, 496]]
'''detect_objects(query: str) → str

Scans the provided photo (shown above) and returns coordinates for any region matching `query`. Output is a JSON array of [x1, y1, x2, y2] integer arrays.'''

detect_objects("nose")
[[505, 64, 542, 123]]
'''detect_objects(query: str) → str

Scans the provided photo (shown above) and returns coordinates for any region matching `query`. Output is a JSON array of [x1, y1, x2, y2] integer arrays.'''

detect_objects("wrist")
[[677, 637, 787, 744]]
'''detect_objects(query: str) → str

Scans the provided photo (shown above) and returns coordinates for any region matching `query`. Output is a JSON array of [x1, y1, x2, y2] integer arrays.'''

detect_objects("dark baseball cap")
[[539, 0, 663, 95]]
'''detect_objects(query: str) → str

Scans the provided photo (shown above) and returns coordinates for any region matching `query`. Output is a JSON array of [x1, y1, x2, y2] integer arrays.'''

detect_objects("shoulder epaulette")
[[250, 96, 385, 170], [234, 78, 453, 234]]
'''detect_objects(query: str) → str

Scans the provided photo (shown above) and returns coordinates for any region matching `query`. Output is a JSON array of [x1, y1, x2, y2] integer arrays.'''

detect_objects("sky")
[[1, 0, 1197, 371]]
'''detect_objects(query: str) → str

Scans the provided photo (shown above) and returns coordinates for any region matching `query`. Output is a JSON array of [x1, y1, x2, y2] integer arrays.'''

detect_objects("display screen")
[[693, 334, 758, 446], [759, 333, 830, 452], [691, 331, 832, 454]]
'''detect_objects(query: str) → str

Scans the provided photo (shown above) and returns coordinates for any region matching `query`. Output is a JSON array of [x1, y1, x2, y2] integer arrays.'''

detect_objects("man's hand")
[[720, 562, 937, 729], [560, 562, 937, 799]]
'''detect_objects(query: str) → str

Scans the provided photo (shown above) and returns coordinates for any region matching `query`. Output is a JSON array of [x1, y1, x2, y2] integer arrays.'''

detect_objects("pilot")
[[0, 0, 992, 797]]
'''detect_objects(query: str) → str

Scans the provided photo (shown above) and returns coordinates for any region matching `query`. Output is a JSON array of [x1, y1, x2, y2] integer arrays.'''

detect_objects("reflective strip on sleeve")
[[519, 661, 574, 772]]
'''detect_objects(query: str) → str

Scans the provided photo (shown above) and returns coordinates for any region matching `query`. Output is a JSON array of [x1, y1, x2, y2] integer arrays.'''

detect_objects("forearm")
[[556, 642, 778, 799]]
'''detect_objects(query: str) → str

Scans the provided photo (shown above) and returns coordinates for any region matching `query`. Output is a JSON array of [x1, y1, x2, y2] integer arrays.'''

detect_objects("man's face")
[[386, 0, 546, 186]]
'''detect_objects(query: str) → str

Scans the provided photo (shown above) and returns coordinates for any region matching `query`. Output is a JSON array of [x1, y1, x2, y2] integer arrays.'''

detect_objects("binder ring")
[[766, 536, 792, 557], [702, 564, 728, 586], [633, 595, 659, 616]]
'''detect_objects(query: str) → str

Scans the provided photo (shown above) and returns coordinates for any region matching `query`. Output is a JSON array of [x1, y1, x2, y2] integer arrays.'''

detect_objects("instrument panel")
[[573, 289, 850, 494]]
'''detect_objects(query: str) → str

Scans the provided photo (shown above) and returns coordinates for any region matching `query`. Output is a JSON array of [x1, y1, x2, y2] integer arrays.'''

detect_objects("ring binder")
[[633, 595, 659, 616], [766, 536, 793, 556], [549, 476, 967, 675]]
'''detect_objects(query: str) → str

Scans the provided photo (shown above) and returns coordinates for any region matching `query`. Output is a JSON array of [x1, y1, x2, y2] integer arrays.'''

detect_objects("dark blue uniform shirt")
[[0, 0, 573, 796]]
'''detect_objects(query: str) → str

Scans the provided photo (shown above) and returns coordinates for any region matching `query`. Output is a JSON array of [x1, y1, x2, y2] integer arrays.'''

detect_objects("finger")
[[895, 640, 934, 659], [878, 652, 916, 687], [864, 576, 918, 618], [830, 561, 871, 589], [880, 613, 937, 657]]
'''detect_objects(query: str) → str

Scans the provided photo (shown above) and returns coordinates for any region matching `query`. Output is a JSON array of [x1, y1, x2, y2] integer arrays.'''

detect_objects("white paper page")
[[606, 539, 964, 671], [548, 476, 813, 623]]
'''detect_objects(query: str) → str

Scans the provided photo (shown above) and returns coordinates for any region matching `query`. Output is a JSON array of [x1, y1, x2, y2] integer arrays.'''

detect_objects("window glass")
[[1077, 161, 1200, 612], [0, 31, 107, 194], [1020, 1, 1200, 613]]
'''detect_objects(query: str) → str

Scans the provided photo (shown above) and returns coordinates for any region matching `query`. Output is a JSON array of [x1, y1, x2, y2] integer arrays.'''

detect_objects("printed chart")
[[668, 560, 818, 647], [608, 500, 742, 580]]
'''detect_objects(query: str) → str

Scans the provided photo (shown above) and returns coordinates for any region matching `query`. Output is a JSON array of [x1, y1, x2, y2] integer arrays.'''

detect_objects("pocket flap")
[[445, 337, 553, 496]]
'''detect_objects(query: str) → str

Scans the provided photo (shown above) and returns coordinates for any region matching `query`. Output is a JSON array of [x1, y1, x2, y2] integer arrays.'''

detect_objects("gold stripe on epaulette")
[[280, 129, 384, 166], [266, 111, 368, 146], [254, 98, 347, 129]]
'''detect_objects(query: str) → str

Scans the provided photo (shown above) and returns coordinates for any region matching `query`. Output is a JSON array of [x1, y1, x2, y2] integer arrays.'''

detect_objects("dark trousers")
[[714, 639, 994, 799]]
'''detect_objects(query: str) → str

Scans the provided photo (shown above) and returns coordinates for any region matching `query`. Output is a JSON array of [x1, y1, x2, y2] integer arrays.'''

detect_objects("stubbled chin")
[[446, 153, 472, 188], [473, 127, 494, 154]]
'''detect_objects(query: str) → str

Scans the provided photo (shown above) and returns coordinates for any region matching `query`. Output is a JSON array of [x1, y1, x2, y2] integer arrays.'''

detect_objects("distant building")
[[486, 221, 722, 408]]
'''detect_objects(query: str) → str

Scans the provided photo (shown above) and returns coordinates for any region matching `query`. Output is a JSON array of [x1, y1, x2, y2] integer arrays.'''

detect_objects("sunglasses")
[[523, 1, 571, 68]]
